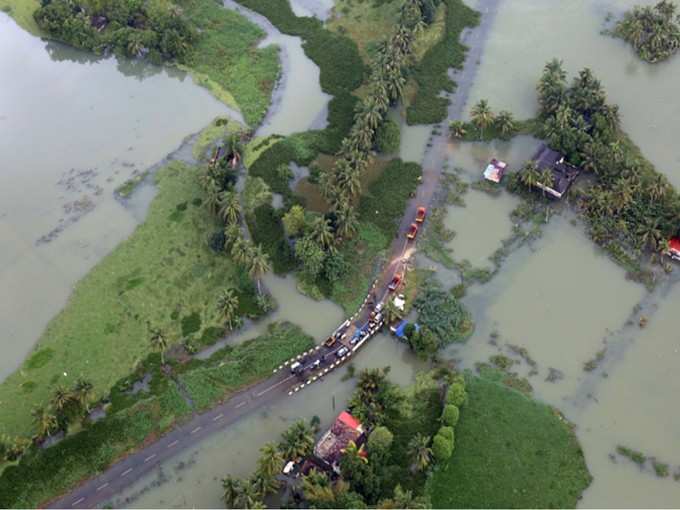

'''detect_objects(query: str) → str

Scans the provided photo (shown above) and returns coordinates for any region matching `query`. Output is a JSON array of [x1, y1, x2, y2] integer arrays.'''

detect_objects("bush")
[[368, 426, 394, 457], [414, 278, 473, 346], [441, 404, 460, 427], [247, 204, 296, 274], [432, 432, 453, 463], [375, 119, 401, 153], [446, 382, 467, 408], [437, 425, 455, 443]]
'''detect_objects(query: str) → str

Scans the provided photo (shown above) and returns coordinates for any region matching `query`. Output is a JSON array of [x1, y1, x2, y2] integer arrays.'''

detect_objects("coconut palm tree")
[[495, 110, 516, 138], [204, 178, 221, 215], [302, 468, 335, 504], [149, 328, 169, 365], [279, 420, 315, 461], [537, 168, 555, 194], [253, 442, 284, 495], [32, 407, 58, 439], [222, 475, 241, 508], [51, 387, 73, 414], [342, 440, 368, 464], [335, 204, 359, 240], [408, 433, 432, 472], [218, 190, 241, 226], [216, 289, 239, 330], [448, 120, 467, 139], [73, 378, 94, 413], [519, 162, 542, 190], [223, 222, 241, 251], [248, 245, 271, 295], [470, 99, 495, 138], [310, 216, 335, 251], [231, 238, 254, 266]]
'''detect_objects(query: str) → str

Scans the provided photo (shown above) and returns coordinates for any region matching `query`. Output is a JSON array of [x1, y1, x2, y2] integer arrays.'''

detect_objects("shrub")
[[432, 433, 453, 463], [441, 404, 460, 427], [368, 426, 394, 457], [437, 425, 455, 443], [375, 119, 401, 153], [247, 204, 296, 274]]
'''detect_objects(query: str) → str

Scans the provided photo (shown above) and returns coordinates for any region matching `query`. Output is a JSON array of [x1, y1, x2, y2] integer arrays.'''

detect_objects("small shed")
[[532, 145, 581, 199], [483, 158, 508, 183], [313, 411, 365, 473]]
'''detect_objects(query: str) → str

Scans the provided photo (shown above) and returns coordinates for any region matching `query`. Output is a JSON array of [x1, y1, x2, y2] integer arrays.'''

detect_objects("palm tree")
[[218, 190, 241, 225], [495, 110, 516, 138], [231, 238, 254, 266], [448, 120, 467, 139], [248, 245, 271, 295], [637, 218, 663, 251], [384, 299, 402, 325], [149, 328, 168, 365], [342, 440, 368, 464], [204, 178, 221, 215], [223, 222, 241, 251], [216, 289, 239, 330], [380, 484, 427, 509], [310, 216, 335, 251], [519, 161, 542, 190], [470, 99, 495, 138], [73, 378, 94, 413], [254, 442, 284, 495], [302, 469, 335, 504], [51, 387, 73, 414], [335, 204, 359, 240], [279, 420, 314, 461], [222, 475, 241, 509], [537, 168, 555, 194], [32, 407, 58, 439], [408, 433, 432, 473]]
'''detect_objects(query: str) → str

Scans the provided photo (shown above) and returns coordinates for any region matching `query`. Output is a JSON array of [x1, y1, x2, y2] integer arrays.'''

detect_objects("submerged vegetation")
[[612, 1, 680, 63]]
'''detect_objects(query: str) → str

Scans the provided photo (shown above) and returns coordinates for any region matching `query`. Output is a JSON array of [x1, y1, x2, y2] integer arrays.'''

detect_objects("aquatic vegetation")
[[427, 375, 592, 508], [612, 1, 680, 63], [406, 0, 479, 124]]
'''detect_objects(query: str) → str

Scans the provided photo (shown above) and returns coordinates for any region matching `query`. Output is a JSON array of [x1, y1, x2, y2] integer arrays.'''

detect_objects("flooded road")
[[111, 333, 424, 508], [0, 14, 230, 380]]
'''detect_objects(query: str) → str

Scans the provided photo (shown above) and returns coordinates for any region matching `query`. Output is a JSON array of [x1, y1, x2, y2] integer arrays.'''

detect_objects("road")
[[49, 1, 500, 507]]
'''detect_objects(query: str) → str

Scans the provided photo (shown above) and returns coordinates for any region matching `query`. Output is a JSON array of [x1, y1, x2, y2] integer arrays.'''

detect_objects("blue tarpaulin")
[[394, 320, 419, 339]]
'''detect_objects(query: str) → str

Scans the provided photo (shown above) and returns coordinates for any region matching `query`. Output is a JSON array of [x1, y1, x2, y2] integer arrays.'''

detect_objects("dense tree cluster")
[[321, 0, 438, 242], [534, 59, 680, 256], [414, 278, 473, 346], [34, 0, 196, 62], [613, 1, 680, 63]]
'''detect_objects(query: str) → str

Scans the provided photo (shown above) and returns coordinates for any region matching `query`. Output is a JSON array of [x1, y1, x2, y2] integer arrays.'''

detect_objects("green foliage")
[[613, 1, 680, 63], [445, 381, 467, 408], [282, 204, 307, 237], [441, 404, 460, 427], [358, 159, 422, 239], [407, 0, 480, 124], [616, 445, 647, 465], [414, 278, 474, 346], [375, 118, 401, 153], [295, 236, 326, 281], [247, 204, 296, 274], [367, 426, 394, 458], [431, 431, 453, 463], [427, 376, 592, 508]]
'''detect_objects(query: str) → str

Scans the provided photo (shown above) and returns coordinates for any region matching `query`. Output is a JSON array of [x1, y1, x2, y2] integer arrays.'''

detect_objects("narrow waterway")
[[0, 13, 231, 381]]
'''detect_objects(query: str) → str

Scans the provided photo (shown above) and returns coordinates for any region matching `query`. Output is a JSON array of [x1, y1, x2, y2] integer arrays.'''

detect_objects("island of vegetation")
[[612, 0, 680, 63]]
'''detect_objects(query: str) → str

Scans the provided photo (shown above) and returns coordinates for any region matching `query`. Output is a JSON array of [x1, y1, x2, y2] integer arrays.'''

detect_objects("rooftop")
[[313, 411, 364, 468], [532, 145, 581, 198]]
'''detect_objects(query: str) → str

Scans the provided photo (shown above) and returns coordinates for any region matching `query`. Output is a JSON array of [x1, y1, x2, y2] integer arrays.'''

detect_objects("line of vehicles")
[[289, 206, 427, 378]]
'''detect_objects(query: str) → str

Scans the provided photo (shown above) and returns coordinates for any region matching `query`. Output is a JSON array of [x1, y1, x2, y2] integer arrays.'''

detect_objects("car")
[[407, 223, 418, 240], [388, 274, 402, 291], [324, 336, 336, 347], [290, 361, 303, 375], [415, 206, 427, 223], [311, 359, 321, 370], [336, 347, 349, 358]]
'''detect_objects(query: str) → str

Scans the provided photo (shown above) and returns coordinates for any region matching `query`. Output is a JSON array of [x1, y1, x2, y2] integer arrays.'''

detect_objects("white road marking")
[[254, 376, 294, 397], [72, 497, 85, 507], [191, 426, 202, 435], [120, 468, 133, 477], [96, 483, 109, 492], [235, 401, 247, 408], [167, 440, 179, 448], [144, 454, 156, 463], [213, 413, 224, 421], [288, 391, 293, 395]]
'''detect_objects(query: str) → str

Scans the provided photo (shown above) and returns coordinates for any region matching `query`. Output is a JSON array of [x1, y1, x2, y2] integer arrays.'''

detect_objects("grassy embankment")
[[0, 0, 41, 35], [406, 0, 480, 124], [0, 162, 265, 439], [0, 322, 312, 508], [428, 374, 592, 508]]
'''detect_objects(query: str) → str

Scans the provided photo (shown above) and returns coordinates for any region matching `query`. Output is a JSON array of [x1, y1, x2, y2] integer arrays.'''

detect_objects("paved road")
[[49, 2, 500, 507]]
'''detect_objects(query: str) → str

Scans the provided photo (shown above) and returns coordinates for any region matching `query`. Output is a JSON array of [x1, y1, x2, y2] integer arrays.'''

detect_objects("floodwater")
[[465, 0, 680, 188], [0, 14, 230, 381], [223, 0, 332, 138], [113, 333, 424, 508], [289, 0, 335, 20], [196, 273, 345, 359]]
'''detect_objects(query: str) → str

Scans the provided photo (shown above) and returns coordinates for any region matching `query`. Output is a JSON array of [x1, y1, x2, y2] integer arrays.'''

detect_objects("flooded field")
[[112, 334, 424, 508], [0, 14, 230, 380], [466, 0, 680, 189]]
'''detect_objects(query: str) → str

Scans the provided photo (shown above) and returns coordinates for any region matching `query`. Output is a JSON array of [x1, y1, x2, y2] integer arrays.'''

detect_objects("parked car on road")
[[388, 274, 402, 291], [324, 336, 336, 347], [407, 223, 418, 240], [415, 206, 427, 223], [336, 347, 349, 358]]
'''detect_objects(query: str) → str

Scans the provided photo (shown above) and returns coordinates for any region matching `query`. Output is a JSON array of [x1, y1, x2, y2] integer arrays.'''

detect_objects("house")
[[531, 145, 581, 199], [313, 411, 365, 474], [483, 158, 508, 183], [666, 237, 680, 261]]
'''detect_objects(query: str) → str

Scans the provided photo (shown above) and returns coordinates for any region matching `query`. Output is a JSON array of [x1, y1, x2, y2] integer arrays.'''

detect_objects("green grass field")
[[428, 375, 592, 508], [0, 0, 42, 35], [0, 162, 255, 438]]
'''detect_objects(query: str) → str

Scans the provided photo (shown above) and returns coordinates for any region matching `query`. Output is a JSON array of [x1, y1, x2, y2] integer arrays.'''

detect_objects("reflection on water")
[[0, 14, 230, 380], [466, 0, 680, 188], [114, 334, 424, 508]]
